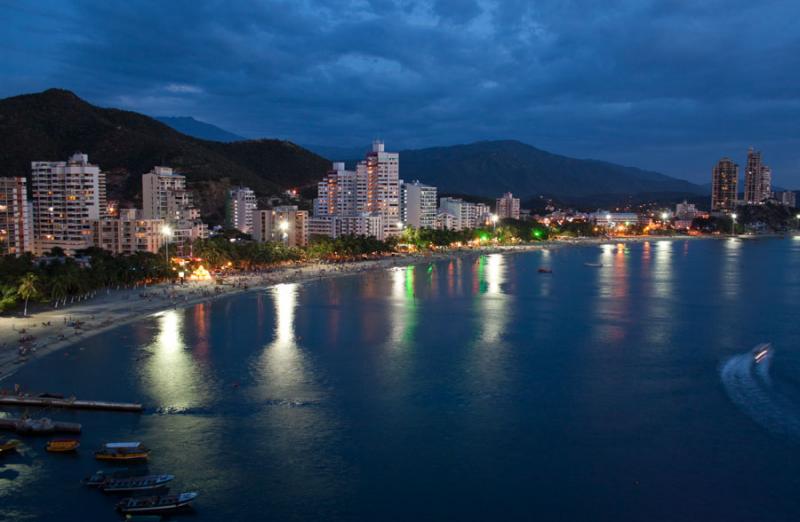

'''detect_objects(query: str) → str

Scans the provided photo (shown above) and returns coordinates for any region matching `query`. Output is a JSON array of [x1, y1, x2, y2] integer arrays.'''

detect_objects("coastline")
[[0, 235, 717, 383]]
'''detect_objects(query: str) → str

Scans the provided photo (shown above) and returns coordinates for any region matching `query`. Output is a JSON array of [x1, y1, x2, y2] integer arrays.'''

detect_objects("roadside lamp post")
[[731, 213, 737, 236], [161, 224, 173, 265]]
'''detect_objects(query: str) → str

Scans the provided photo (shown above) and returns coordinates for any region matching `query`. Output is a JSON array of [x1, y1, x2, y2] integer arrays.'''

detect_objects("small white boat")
[[752, 343, 772, 364], [117, 491, 198, 514]]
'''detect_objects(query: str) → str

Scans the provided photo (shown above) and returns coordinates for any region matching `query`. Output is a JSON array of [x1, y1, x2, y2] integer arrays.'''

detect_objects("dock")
[[0, 395, 143, 412], [0, 417, 82, 434]]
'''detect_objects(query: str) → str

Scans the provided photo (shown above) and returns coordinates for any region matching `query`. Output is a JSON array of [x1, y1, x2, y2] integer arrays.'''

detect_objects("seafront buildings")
[[227, 186, 257, 234], [31, 153, 107, 255], [142, 166, 208, 248], [711, 157, 739, 214], [253, 206, 308, 247], [437, 197, 491, 231], [496, 192, 521, 220], [0, 177, 33, 255], [744, 147, 771, 205], [311, 141, 435, 239], [400, 181, 437, 229], [90, 209, 165, 255]]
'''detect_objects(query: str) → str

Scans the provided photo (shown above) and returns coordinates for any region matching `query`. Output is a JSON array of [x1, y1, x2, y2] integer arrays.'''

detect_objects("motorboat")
[[117, 492, 198, 515], [102, 474, 174, 493], [0, 439, 19, 456], [752, 343, 772, 364], [95, 442, 150, 462], [46, 438, 80, 452]]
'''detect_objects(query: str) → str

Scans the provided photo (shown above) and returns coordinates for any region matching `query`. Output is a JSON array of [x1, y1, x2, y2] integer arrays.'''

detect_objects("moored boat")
[[102, 474, 174, 493], [538, 268, 553, 274], [95, 442, 149, 462], [116, 492, 198, 515], [46, 438, 80, 452], [0, 439, 20, 456], [85, 468, 138, 487]]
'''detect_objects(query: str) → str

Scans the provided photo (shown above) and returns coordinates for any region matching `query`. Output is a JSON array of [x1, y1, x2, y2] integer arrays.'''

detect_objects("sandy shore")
[[1, 243, 568, 383]]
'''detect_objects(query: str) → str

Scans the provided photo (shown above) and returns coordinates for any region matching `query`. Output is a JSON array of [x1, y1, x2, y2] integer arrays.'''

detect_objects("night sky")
[[2, 0, 799, 185]]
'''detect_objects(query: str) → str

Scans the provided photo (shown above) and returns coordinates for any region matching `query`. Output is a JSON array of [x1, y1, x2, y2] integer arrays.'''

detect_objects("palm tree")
[[17, 273, 40, 316]]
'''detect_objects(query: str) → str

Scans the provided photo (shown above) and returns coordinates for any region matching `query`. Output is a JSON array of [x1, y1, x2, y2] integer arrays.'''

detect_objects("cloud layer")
[[2, 0, 799, 183]]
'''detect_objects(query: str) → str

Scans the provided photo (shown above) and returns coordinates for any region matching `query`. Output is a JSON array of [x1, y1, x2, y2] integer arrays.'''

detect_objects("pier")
[[0, 395, 143, 412]]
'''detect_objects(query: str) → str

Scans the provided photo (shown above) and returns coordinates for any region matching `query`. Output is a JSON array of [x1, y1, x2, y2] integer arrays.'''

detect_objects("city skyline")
[[2, 1, 799, 184]]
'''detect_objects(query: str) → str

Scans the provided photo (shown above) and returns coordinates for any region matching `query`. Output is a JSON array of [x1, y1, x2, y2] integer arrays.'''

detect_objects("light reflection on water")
[[142, 309, 211, 410], [6, 239, 800, 521]]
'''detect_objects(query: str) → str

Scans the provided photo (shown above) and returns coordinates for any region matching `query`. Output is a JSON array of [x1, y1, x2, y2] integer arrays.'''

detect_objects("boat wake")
[[720, 351, 800, 438]]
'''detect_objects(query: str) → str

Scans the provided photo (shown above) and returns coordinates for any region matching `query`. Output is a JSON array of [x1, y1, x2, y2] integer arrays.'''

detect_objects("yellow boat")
[[95, 442, 150, 462], [0, 439, 20, 456], [46, 438, 80, 452]]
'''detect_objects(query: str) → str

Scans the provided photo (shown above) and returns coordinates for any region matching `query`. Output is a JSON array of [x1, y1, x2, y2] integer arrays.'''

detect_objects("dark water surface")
[[3, 239, 800, 521]]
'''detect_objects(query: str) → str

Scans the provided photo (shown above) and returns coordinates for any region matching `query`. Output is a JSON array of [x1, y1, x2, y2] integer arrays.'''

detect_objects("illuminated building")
[[437, 197, 490, 231], [400, 180, 437, 229], [744, 147, 771, 205], [590, 211, 644, 227], [773, 191, 796, 208], [253, 206, 308, 246], [711, 157, 738, 214], [226, 186, 257, 233], [90, 209, 165, 254], [311, 141, 404, 239], [142, 166, 207, 250], [31, 153, 107, 255], [496, 192, 520, 220], [0, 177, 32, 255]]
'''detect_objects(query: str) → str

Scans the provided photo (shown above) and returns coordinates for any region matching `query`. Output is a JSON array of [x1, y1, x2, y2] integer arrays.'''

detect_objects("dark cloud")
[[1, 0, 799, 184]]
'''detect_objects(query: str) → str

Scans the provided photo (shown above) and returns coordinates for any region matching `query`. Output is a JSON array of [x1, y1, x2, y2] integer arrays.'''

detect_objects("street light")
[[491, 214, 499, 231], [730, 213, 737, 236], [161, 224, 173, 265], [278, 219, 289, 245], [796, 213, 800, 230], [661, 212, 669, 221]]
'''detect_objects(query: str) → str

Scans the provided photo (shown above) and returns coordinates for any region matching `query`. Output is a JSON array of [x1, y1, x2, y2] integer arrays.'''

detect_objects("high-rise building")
[[90, 209, 165, 255], [675, 200, 699, 220], [357, 141, 401, 236], [226, 186, 257, 233], [744, 147, 771, 204], [313, 162, 362, 217], [400, 180, 437, 229], [774, 191, 796, 208], [31, 153, 107, 255], [311, 142, 404, 239], [0, 177, 32, 255], [711, 157, 739, 214], [496, 192, 520, 220], [253, 206, 309, 247], [142, 166, 207, 249]]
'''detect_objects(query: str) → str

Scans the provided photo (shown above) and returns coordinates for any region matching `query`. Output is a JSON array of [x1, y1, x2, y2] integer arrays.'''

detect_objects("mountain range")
[[155, 116, 246, 142], [1, 89, 706, 224], [0, 89, 329, 222]]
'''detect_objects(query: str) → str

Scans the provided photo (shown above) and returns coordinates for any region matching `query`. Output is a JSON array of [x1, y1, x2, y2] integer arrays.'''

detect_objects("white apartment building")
[[0, 177, 32, 255], [31, 153, 107, 255], [400, 180, 437, 229], [357, 141, 401, 237], [91, 209, 165, 255], [496, 192, 521, 220], [253, 206, 309, 247], [437, 197, 490, 231], [227, 186, 257, 234], [311, 141, 402, 240], [590, 211, 645, 227], [141, 166, 207, 250], [308, 214, 384, 240]]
